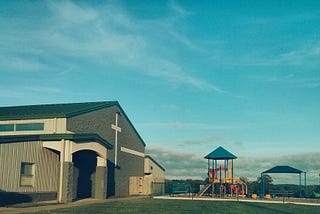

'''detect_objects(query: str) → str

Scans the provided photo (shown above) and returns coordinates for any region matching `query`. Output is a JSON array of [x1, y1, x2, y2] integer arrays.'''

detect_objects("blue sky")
[[1, 0, 320, 183]]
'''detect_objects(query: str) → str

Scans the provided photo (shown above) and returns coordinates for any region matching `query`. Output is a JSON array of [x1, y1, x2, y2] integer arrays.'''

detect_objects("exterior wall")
[[0, 118, 68, 136], [66, 106, 145, 197], [144, 158, 165, 183], [0, 141, 59, 193], [144, 157, 165, 195], [129, 158, 165, 196], [116, 153, 144, 197]]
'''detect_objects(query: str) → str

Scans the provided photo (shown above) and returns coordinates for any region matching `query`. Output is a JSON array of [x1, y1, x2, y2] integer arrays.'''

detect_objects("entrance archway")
[[73, 150, 97, 199], [42, 138, 109, 202]]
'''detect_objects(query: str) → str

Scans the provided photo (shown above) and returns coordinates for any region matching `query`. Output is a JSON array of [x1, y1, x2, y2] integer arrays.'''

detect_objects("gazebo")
[[202, 146, 246, 196], [261, 165, 306, 198], [205, 146, 237, 184]]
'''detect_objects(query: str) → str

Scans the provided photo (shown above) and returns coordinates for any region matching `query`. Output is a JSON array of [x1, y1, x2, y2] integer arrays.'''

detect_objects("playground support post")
[[220, 166, 222, 184], [208, 159, 210, 181], [261, 173, 265, 196], [232, 159, 234, 184], [224, 159, 227, 184], [304, 172, 307, 198], [299, 173, 301, 198], [299, 172, 307, 198], [212, 159, 215, 178]]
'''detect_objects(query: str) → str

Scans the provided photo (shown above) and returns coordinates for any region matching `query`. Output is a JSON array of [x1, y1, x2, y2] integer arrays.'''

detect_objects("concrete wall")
[[0, 141, 59, 193], [67, 105, 145, 197]]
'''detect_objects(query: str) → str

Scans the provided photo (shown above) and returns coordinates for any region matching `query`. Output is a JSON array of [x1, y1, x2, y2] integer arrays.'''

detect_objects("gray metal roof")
[[0, 101, 118, 120]]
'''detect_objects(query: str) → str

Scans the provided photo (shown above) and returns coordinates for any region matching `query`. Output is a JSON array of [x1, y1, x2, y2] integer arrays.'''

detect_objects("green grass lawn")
[[33, 198, 319, 214]]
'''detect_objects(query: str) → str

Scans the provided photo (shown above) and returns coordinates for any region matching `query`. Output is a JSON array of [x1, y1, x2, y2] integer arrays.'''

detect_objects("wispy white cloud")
[[168, 0, 192, 17], [303, 81, 320, 88], [48, 1, 98, 23], [0, 55, 49, 72], [160, 104, 179, 110], [286, 77, 320, 89], [178, 135, 221, 146], [140, 121, 242, 131], [0, 85, 64, 106], [21, 86, 62, 93], [0, 85, 62, 98], [275, 45, 320, 66], [239, 43, 320, 68], [252, 72, 320, 89], [168, 31, 207, 54], [246, 12, 320, 25], [0, 0, 224, 93]]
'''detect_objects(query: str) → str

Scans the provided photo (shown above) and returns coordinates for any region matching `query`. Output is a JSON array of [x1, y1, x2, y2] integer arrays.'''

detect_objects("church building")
[[0, 101, 165, 203]]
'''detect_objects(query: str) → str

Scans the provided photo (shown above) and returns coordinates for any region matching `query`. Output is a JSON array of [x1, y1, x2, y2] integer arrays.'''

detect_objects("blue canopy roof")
[[262, 165, 304, 174], [204, 146, 237, 160]]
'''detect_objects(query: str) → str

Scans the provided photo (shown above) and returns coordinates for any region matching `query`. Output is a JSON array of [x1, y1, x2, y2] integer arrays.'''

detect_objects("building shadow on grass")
[[0, 190, 32, 207]]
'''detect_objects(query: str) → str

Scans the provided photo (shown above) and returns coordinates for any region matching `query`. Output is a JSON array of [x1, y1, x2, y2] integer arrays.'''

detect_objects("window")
[[0, 123, 44, 132], [0, 124, 14, 132], [20, 162, 35, 186], [16, 123, 44, 131]]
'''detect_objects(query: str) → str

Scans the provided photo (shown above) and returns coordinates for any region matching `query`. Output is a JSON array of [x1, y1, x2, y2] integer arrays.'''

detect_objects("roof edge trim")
[[0, 133, 113, 149]]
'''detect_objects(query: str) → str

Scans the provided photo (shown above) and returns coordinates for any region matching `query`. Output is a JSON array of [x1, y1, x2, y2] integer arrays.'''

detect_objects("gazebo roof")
[[204, 146, 237, 160], [262, 165, 304, 174]]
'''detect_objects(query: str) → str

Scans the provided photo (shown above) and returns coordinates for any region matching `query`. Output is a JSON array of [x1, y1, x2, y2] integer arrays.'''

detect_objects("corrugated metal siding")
[[0, 141, 59, 192]]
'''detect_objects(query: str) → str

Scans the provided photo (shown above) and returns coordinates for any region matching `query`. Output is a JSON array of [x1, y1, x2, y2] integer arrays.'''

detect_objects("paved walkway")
[[0, 197, 148, 214], [154, 195, 320, 206], [0, 198, 105, 214]]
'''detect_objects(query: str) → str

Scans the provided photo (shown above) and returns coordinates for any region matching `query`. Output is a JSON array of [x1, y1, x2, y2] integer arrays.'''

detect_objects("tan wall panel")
[[0, 118, 67, 136], [129, 176, 150, 195]]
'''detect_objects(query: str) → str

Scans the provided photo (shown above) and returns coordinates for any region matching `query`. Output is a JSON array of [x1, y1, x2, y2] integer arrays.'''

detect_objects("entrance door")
[[73, 150, 97, 199]]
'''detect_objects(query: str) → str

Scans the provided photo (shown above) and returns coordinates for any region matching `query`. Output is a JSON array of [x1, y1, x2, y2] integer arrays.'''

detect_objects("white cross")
[[111, 112, 121, 166]]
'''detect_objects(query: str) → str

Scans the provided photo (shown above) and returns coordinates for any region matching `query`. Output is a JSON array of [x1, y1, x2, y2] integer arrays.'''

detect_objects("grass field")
[[32, 198, 320, 214]]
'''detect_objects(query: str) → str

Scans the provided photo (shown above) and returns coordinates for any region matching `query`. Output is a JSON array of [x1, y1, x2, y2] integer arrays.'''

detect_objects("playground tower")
[[201, 146, 247, 197]]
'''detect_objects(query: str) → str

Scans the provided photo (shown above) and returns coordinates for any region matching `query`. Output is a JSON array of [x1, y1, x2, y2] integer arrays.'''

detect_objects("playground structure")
[[200, 146, 247, 197], [166, 146, 315, 200]]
